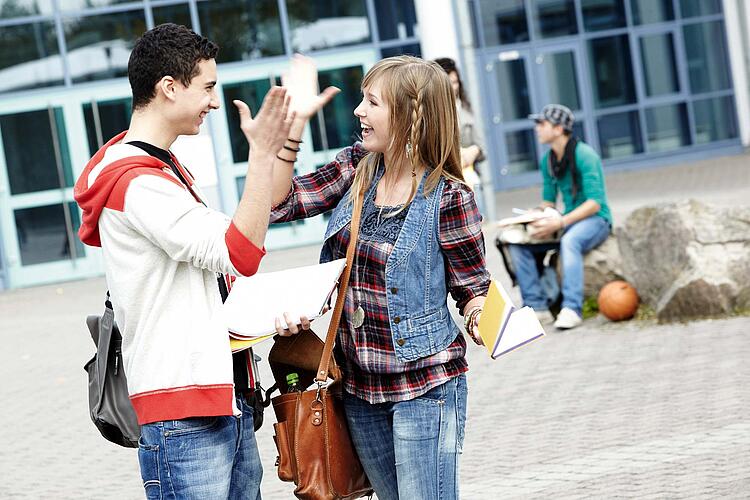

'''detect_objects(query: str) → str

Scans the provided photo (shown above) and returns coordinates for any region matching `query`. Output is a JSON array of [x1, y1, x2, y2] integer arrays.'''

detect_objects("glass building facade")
[[470, 0, 740, 188], [0, 0, 420, 289], [0, 0, 744, 289]]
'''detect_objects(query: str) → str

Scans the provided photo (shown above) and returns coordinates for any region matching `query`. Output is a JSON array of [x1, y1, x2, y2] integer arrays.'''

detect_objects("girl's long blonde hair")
[[349, 56, 465, 210]]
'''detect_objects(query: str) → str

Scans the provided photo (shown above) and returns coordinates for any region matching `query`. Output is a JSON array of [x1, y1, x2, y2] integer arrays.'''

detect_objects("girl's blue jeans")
[[343, 374, 468, 500]]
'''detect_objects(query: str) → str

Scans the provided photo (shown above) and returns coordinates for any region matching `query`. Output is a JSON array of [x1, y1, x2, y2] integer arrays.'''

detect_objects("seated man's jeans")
[[137, 395, 262, 500], [509, 215, 610, 315], [343, 374, 467, 500]]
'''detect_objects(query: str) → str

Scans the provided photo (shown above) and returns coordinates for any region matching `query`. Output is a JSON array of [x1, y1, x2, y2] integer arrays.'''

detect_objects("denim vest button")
[[393, 316, 401, 324], [390, 287, 398, 294], [397, 338, 405, 346]]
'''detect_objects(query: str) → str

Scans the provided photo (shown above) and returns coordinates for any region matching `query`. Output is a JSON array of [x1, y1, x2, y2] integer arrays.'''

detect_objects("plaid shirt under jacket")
[[271, 144, 491, 403]]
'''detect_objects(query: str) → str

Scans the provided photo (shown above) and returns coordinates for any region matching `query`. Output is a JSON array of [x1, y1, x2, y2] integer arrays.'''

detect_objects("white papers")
[[490, 306, 545, 358], [223, 259, 346, 339], [496, 207, 561, 227], [477, 280, 546, 359]]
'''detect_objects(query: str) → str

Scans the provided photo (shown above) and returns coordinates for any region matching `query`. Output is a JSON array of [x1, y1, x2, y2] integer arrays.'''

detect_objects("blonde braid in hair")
[[408, 87, 425, 198]]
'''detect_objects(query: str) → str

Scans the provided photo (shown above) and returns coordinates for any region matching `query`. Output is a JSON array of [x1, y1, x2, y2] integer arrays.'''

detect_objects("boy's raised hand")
[[233, 86, 295, 159]]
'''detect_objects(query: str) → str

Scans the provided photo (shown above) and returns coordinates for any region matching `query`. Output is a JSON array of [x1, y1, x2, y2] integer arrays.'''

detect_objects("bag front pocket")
[[273, 421, 295, 482]]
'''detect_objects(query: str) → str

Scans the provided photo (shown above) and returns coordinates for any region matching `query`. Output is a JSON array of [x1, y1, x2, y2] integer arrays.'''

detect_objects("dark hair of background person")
[[433, 57, 471, 112], [128, 23, 219, 110]]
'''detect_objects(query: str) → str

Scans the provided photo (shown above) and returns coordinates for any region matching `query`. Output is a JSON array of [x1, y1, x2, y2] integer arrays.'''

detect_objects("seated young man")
[[509, 104, 612, 330]]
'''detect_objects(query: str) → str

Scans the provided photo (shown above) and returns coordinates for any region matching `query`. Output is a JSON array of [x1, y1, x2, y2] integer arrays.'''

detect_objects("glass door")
[[531, 42, 590, 154], [481, 41, 590, 189], [0, 80, 134, 289], [0, 105, 90, 288], [482, 48, 541, 189]]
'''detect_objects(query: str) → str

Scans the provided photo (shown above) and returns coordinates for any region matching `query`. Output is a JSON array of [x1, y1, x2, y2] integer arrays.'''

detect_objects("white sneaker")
[[554, 308, 583, 330], [535, 309, 555, 325]]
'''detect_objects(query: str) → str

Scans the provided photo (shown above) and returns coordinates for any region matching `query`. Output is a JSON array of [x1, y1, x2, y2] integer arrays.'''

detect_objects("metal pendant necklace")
[[351, 205, 388, 329], [351, 246, 366, 329]]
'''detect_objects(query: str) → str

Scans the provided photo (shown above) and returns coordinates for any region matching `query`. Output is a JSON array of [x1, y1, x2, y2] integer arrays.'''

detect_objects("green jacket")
[[541, 141, 612, 225]]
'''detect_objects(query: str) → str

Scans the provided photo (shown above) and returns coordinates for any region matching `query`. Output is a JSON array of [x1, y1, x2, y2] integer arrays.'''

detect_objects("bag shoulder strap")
[[315, 192, 364, 383]]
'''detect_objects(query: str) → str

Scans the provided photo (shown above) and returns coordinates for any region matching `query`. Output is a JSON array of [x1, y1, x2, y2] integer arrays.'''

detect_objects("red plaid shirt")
[[271, 145, 490, 403]]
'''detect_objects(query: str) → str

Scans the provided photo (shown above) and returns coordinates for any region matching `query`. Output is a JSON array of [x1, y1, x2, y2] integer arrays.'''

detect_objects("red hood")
[[74, 131, 170, 247]]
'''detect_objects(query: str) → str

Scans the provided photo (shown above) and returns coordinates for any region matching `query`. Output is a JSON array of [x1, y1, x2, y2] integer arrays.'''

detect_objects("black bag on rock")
[[84, 294, 140, 448]]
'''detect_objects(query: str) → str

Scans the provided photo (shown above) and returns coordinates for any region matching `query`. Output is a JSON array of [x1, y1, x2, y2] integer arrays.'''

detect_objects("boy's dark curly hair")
[[128, 23, 219, 110]]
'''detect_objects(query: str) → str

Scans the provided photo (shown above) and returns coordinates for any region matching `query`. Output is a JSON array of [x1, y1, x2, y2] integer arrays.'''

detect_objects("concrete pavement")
[[1, 153, 749, 498]]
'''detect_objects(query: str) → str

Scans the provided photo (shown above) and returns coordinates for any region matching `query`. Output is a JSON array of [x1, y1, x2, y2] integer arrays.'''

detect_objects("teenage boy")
[[508, 104, 612, 330], [75, 24, 305, 498]]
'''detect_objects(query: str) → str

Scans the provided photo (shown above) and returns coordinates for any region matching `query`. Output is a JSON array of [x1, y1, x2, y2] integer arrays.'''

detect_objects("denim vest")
[[320, 167, 461, 362]]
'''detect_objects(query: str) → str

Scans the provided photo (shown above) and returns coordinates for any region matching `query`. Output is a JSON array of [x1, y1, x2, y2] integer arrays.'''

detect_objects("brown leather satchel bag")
[[269, 191, 373, 500]]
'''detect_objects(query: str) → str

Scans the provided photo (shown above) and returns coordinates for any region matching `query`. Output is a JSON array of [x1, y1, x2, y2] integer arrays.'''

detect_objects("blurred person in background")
[[509, 104, 612, 330], [434, 57, 488, 218]]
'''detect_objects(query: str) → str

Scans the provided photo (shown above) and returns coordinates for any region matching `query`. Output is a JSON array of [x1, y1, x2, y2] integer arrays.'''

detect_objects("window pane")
[[63, 10, 147, 83], [495, 58, 530, 121], [380, 43, 421, 58], [505, 129, 538, 174], [310, 66, 363, 151], [0, 21, 63, 93], [374, 0, 418, 41], [541, 51, 580, 111], [645, 103, 690, 152], [597, 111, 643, 159], [287, 0, 370, 52], [588, 35, 636, 108], [680, 0, 722, 18], [0, 0, 54, 18], [684, 21, 731, 94], [223, 79, 272, 163], [533, 0, 577, 39], [152, 2, 192, 29], [478, 0, 529, 46], [83, 98, 132, 155], [196, 0, 284, 63], [640, 33, 679, 96], [14, 203, 82, 266], [1, 109, 72, 195], [582, 0, 626, 32], [631, 0, 674, 24], [572, 121, 585, 142], [693, 96, 738, 144], [59, 0, 137, 10]]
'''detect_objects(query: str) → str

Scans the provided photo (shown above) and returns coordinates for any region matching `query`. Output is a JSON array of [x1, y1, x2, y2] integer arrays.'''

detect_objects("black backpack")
[[84, 294, 140, 448]]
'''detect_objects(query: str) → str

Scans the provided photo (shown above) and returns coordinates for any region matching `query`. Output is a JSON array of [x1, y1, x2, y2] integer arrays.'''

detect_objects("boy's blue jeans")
[[137, 395, 262, 500], [509, 215, 610, 315], [343, 374, 467, 500]]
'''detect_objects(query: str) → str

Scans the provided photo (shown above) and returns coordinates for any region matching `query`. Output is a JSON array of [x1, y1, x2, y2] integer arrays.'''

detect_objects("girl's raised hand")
[[282, 54, 340, 120]]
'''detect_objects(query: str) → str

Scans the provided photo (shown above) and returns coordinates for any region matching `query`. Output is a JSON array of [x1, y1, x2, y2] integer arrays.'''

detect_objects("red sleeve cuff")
[[225, 222, 266, 277]]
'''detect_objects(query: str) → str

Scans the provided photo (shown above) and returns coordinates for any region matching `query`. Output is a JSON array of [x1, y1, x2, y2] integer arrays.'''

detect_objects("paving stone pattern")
[[1, 154, 749, 498]]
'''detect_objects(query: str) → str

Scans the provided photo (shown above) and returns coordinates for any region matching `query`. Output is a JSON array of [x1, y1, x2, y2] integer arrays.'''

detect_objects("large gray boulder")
[[617, 200, 750, 322]]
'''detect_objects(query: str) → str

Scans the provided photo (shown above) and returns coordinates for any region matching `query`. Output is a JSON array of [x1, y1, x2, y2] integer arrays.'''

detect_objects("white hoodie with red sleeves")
[[75, 131, 264, 425]]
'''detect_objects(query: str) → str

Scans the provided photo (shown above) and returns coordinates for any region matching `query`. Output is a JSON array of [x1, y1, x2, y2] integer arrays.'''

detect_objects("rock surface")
[[617, 200, 750, 322], [583, 236, 625, 298]]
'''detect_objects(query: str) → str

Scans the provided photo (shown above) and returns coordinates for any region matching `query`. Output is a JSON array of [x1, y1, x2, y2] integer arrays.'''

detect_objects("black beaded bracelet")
[[283, 144, 301, 153], [276, 154, 295, 164], [287, 137, 303, 144]]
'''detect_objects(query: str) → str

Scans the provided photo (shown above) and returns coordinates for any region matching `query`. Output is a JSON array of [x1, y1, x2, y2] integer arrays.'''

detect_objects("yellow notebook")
[[477, 280, 546, 359], [229, 334, 275, 353]]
